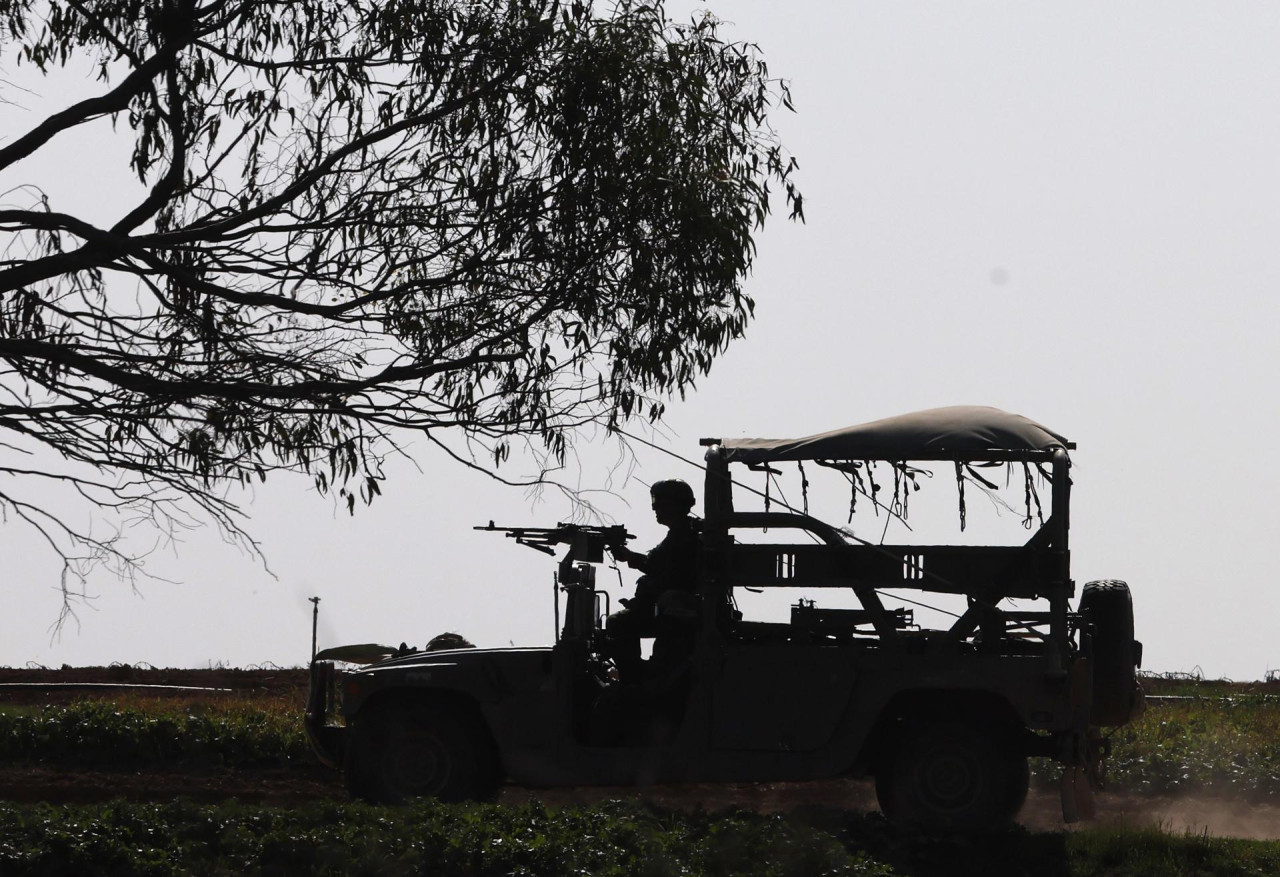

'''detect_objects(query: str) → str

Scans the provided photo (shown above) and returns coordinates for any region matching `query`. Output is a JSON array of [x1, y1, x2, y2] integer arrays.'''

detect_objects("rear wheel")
[[346, 700, 499, 804], [1080, 580, 1141, 727], [876, 721, 1028, 832]]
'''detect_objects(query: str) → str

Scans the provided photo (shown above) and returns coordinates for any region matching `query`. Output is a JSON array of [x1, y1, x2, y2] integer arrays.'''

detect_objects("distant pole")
[[309, 597, 321, 662]]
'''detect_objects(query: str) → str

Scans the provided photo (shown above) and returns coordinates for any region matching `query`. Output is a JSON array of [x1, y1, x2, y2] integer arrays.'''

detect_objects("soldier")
[[604, 479, 700, 682]]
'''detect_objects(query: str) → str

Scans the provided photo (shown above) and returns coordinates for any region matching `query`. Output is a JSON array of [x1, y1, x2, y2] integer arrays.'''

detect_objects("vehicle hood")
[[353, 646, 551, 673]]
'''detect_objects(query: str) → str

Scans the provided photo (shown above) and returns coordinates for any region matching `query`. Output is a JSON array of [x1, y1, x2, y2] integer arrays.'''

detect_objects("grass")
[[1104, 697, 1280, 798], [0, 799, 896, 877], [1066, 824, 1280, 877], [1021, 677, 1280, 801], [0, 799, 1279, 877]]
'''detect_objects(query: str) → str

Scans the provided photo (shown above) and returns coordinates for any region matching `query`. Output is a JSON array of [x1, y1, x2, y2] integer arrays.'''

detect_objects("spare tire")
[[1080, 580, 1141, 727]]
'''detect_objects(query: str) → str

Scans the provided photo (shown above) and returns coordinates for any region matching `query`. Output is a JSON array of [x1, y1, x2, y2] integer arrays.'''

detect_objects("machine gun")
[[476, 522, 635, 643], [474, 522, 633, 564]]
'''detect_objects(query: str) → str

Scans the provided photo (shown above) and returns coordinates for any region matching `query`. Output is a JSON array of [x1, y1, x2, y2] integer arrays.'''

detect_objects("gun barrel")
[[475, 523, 634, 559]]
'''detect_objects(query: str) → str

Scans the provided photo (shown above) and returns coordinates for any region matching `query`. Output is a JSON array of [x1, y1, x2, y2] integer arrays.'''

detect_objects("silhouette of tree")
[[0, 0, 799, 611]]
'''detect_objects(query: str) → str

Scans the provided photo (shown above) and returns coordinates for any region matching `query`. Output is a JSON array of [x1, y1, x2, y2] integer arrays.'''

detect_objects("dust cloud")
[[506, 781, 1280, 841], [1020, 790, 1280, 840]]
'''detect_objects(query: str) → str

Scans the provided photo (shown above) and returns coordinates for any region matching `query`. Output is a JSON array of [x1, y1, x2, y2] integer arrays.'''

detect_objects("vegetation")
[[3, 675, 1280, 873], [10, 680, 1280, 801], [0, 699, 306, 769], [1026, 677, 1280, 801], [1, 798, 1280, 877], [1100, 694, 1280, 799], [0, 799, 888, 877], [0, 0, 800, 608]]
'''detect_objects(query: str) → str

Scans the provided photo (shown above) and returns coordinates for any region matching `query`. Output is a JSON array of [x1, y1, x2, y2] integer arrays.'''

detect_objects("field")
[[3, 667, 1280, 875]]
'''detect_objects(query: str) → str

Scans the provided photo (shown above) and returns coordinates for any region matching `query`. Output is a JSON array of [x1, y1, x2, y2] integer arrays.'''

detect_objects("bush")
[[0, 702, 307, 770]]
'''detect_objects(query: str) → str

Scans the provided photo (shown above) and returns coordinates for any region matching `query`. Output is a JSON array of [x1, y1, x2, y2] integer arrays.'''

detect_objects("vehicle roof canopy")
[[708, 406, 1071, 463]]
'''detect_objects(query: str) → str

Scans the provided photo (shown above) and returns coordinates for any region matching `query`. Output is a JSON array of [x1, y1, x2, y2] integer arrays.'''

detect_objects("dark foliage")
[[0, 799, 888, 877], [3, 799, 1280, 877], [0, 0, 799, 605]]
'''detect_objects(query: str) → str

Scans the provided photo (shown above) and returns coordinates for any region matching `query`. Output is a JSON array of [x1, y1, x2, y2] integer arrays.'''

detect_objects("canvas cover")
[[713, 406, 1069, 463]]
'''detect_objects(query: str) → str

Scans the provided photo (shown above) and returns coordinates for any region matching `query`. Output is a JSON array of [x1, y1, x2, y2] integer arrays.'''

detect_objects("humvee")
[[305, 406, 1142, 830]]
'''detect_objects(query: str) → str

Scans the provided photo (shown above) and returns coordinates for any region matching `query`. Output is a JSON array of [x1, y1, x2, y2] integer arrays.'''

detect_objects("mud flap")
[[1059, 764, 1097, 823], [1059, 730, 1107, 823]]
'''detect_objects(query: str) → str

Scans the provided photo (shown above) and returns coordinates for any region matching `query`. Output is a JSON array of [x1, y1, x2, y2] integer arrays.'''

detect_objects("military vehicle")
[[305, 406, 1142, 830]]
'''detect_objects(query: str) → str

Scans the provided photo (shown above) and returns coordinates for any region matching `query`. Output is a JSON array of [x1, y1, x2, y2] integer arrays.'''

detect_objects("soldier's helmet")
[[650, 479, 696, 511], [425, 632, 475, 651]]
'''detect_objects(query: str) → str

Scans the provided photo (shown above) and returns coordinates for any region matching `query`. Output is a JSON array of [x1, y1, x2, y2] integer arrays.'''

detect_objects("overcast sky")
[[3, 2, 1279, 680]]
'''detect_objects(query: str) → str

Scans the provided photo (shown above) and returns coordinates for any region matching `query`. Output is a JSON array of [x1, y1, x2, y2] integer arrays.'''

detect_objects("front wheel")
[[875, 721, 1029, 832], [346, 701, 499, 804]]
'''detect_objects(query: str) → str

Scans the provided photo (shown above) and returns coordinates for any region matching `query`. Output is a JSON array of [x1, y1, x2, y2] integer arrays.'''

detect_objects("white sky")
[[3, 1, 1279, 680]]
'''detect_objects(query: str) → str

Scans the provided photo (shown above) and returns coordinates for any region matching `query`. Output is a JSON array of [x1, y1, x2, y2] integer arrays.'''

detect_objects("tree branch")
[[0, 42, 187, 174], [0, 335, 523, 402]]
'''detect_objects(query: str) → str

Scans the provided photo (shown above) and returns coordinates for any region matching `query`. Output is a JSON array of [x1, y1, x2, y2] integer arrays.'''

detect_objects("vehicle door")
[[709, 586, 858, 751]]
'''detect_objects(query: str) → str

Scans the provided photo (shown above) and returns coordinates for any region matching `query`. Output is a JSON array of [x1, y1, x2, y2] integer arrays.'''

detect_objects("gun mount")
[[476, 522, 635, 643]]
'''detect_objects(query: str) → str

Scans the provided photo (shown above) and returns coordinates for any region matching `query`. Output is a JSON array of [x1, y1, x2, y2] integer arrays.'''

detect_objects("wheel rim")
[[916, 747, 984, 813], [386, 727, 450, 796]]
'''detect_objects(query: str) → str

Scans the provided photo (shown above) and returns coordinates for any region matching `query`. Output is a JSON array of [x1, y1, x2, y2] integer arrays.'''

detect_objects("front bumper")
[[304, 660, 347, 769]]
